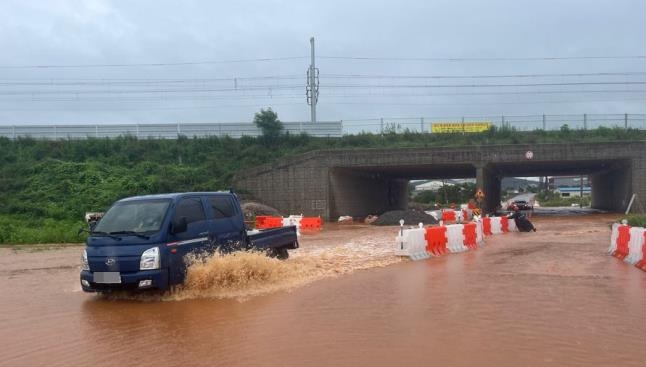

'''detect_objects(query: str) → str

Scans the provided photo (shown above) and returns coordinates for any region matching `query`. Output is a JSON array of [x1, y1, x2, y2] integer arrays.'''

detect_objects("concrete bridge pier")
[[476, 164, 502, 214]]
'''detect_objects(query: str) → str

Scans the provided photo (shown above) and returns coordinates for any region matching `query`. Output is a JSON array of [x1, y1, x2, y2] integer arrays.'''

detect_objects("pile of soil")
[[371, 209, 438, 226], [240, 201, 282, 219]]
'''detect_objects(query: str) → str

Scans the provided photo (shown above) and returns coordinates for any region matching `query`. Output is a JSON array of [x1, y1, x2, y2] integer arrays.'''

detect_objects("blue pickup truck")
[[80, 191, 298, 293]]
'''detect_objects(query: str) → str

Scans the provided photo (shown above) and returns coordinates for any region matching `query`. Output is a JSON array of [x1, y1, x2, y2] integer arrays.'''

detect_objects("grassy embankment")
[[1, 126, 643, 244]]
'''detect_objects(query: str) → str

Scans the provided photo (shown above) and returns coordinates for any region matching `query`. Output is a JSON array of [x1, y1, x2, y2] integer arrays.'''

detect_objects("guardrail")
[[342, 113, 646, 134], [0, 121, 343, 140]]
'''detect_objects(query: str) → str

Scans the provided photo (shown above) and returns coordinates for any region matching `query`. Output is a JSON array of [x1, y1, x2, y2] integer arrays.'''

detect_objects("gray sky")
[[1, 0, 645, 129]]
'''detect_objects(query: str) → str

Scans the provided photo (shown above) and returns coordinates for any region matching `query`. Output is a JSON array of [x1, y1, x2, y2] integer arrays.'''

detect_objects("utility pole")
[[306, 37, 319, 124]]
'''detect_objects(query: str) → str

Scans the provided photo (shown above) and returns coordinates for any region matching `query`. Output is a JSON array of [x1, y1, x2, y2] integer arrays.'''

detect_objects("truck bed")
[[247, 226, 299, 250]]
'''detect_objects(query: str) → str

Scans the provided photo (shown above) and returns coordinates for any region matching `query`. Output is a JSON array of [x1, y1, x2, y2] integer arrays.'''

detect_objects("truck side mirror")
[[171, 217, 188, 234]]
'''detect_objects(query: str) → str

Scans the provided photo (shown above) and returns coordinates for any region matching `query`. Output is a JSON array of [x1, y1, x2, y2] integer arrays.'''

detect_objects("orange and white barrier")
[[608, 222, 646, 272], [395, 220, 484, 260], [626, 227, 646, 264], [490, 217, 504, 234], [395, 215, 528, 260], [446, 224, 469, 253], [282, 215, 302, 228], [395, 224, 430, 260], [507, 216, 518, 232], [256, 215, 322, 232], [476, 220, 484, 244], [425, 226, 448, 256]]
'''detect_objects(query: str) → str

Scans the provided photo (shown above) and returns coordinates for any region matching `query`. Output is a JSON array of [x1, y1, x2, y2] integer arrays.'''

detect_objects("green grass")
[[0, 215, 86, 244], [624, 214, 646, 228]]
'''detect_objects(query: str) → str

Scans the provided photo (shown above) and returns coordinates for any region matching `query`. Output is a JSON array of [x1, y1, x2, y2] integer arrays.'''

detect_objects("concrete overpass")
[[233, 141, 646, 220]]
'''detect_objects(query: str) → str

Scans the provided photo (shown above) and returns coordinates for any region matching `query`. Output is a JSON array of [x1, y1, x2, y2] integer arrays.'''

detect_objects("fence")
[[342, 113, 646, 135], [1, 114, 646, 140], [0, 121, 343, 140]]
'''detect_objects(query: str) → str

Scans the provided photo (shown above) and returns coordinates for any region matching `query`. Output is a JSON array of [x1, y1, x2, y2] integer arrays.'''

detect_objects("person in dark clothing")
[[507, 204, 536, 232]]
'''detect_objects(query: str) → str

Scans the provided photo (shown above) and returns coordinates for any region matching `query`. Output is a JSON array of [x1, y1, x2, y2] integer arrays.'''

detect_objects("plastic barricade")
[[425, 226, 448, 256], [624, 227, 646, 265], [500, 216, 509, 233], [255, 216, 283, 229], [395, 227, 430, 260], [446, 224, 468, 253], [463, 223, 478, 250], [608, 223, 620, 254], [612, 225, 631, 260], [442, 210, 456, 222], [490, 217, 503, 235], [507, 217, 518, 232], [636, 232, 646, 271], [300, 217, 322, 230], [475, 220, 484, 245], [462, 209, 470, 222], [482, 217, 492, 236], [282, 215, 302, 228]]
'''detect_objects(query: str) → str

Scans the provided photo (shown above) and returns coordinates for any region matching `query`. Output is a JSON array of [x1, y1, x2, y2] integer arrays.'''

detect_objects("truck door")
[[167, 196, 210, 286], [206, 195, 245, 252]]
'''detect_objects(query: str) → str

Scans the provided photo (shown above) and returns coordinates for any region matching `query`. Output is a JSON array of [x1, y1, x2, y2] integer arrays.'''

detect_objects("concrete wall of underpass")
[[591, 161, 632, 212], [328, 168, 408, 218]]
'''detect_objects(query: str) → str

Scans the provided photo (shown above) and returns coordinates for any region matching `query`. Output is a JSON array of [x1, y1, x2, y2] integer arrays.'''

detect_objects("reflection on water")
[[1, 216, 646, 367]]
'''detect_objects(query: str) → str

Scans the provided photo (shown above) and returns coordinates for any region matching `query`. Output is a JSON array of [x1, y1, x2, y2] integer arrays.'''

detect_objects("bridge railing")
[[342, 113, 646, 134]]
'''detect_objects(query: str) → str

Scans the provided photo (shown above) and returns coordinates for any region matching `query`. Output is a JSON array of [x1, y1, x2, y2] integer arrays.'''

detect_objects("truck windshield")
[[94, 199, 171, 234]]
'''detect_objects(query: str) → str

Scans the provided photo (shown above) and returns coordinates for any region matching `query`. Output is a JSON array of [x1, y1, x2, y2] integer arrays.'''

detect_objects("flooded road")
[[1, 215, 646, 366]]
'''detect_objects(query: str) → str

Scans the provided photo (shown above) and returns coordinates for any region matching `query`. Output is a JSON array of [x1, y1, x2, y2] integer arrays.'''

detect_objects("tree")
[[253, 108, 284, 139]]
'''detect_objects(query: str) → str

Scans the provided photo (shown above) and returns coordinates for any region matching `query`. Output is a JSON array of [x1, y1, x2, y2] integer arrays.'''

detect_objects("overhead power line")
[[322, 81, 646, 89], [2, 54, 645, 69], [0, 57, 309, 69], [324, 71, 646, 79], [319, 55, 646, 62]]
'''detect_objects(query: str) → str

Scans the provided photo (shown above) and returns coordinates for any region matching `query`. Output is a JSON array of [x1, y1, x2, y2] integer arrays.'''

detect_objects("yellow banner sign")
[[431, 121, 492, 133]]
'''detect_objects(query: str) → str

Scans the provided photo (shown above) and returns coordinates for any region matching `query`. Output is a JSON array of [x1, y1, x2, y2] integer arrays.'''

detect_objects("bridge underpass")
[[234, 142, 645, 221]]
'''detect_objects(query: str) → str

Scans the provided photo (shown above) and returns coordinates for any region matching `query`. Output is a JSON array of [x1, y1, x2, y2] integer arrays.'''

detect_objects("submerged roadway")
[[0, 214, 645, 367]]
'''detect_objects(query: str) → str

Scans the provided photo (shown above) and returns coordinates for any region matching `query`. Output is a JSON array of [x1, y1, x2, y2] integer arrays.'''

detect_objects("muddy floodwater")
[[1, 215, 646, 367]]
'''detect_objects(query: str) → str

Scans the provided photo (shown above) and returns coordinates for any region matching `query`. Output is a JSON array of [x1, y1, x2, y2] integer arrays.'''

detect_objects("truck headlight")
[[140, 247, 160, 270], [81, 249, 89, 271]]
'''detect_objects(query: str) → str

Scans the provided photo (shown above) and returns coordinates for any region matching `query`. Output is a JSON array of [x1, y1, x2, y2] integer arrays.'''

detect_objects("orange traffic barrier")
[[613, 225, 631, 260], [500, 216, 509, 233], [255, 216, 283, 229], [482, 217, 492, 236], [425, 226, 448, 256], [442, 210, 456, 222], [463, 223, 478, 249], [300, 216, 322, 230], [636, 232, 646, 271]]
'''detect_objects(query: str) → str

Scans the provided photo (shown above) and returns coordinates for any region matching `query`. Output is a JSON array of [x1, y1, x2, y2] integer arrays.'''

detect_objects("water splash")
[[97, 229, 404, 302]]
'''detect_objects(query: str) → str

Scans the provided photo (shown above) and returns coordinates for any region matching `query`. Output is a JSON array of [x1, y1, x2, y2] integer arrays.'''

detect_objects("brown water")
[[1, 215, 645, 367]]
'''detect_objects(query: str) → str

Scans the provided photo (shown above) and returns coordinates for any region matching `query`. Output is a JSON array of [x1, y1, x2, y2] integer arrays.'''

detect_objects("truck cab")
[[80, 192, 298, 292]]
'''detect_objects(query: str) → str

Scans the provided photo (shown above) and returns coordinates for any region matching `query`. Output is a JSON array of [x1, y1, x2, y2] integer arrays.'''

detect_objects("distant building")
[[555, 186, 591, 197], [413, 180, 454, 193], [548, 176, 591, 197], [548, 176, 589, 190]]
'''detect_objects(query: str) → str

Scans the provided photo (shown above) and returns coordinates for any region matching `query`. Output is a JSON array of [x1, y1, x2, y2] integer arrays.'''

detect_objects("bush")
[[624, 214, 646, 228], [0, 215, 85, 244]]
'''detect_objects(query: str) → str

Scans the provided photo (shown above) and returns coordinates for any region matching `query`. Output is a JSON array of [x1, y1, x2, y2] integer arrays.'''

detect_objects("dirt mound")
[[240, 201, 282, 219], [372, 209, 438, 226]]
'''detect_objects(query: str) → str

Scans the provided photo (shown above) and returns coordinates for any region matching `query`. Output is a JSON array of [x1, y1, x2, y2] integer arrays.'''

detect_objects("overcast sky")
[[1, 0, 645, 130]]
